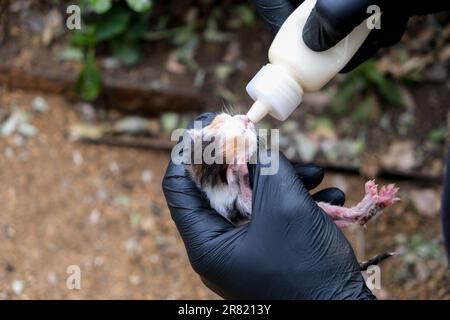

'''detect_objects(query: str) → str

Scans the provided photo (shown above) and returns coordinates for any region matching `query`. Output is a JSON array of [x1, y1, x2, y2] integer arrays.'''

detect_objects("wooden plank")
[[0, 65, 205, 114]]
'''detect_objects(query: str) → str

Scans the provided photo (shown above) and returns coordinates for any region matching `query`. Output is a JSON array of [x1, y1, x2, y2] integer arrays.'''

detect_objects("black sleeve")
[[442, 147, 450, 266]]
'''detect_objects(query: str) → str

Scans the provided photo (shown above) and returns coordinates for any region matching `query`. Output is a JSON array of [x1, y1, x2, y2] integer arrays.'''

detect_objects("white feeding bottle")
[[246, 0, 380, 123]]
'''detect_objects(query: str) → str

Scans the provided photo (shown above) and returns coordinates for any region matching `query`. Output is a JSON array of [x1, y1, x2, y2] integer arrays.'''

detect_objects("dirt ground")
[[0, 88, 449, 300], [0, 88, 218, 299]]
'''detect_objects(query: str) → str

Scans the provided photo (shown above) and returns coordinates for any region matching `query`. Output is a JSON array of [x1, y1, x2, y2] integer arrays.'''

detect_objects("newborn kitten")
[[184, 112, 399, 227], [185, 112, 257, 224]]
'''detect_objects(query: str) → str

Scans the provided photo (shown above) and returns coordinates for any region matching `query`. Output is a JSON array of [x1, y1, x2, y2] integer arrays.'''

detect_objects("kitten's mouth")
[[238, 115, 254, 130], [240, 115, 250, 126]]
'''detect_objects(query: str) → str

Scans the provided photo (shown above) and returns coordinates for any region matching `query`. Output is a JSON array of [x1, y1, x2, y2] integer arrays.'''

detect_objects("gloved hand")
[[250, 0, 449, 72], [163, 141, 375, 299]]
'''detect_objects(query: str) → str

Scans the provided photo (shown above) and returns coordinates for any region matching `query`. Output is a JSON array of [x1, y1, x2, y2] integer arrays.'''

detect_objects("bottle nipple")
[[247, 100, 270, 123]]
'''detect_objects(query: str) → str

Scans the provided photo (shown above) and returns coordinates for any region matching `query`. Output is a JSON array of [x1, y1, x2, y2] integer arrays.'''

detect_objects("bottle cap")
[[246, 64, 303, 122]]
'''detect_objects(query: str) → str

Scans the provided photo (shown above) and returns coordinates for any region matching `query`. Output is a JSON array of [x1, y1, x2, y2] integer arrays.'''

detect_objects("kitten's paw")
[[356, 181, 399, 225], [378, 184, 400, 208]]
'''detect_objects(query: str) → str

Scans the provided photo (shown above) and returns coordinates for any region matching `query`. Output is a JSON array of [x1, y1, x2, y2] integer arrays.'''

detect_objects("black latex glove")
[[250, 0, 450, 72], [163, 119, 375, 298]]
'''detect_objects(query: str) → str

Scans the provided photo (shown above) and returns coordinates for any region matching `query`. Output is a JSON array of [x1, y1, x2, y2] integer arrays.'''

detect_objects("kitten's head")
[[185, 112, 257, 189]]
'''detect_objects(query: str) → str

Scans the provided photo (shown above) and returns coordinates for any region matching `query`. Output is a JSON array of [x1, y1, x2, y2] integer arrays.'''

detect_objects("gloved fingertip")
[[292, 163, 324, 190], [313, 188, 346, 206], [302, 8, 331, 51]]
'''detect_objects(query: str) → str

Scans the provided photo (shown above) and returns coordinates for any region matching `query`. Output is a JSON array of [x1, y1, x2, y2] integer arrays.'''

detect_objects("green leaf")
[[214, 64, 235, 82], [232, 5, 256, 26], [95, 7, 131, 42], [357, 60, 404, 106], [70, 26, 96, 46], [112, 41, 142, 66], [126, 0, 152, 12], [352, 96, 376, 123], [75, 50, 101, 101], [372, 77, 404, 106], [330, 75, 364, 114], [124, 20, 149, 41], [427, 127, 447, 143], [86, 0, 112, 14]]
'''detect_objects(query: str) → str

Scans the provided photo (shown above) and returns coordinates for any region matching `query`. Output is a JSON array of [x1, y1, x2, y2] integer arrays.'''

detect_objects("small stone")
[[27, 10, 45, 33], [11, 280, 26, 295], [94, 257, 104, 267], [141, 217, 155, 232], [88, 209, 101, 225], [102, 57, 120, 70], [12, 135, 25, 146], [114, 116, 149, 135], [32, 96, 49, 113], [224, 41, 240, 63], [429, 159, 444, 177], [150, 202, 162, 216], [5, 147, 14, 159], [72, 151, 84, 166], [397, 111, 415, 136], [125, 238, 140, 254], [381, 140, 419, 172], [76, 103, 96, 124], [165, 57, 187, 74], [5, 225, 15, 239], [321, 139, 364, 163], [141, 170, 154, 185], [96, 189, 109, 202], [0, 111, 28, 137], [380, 114, 391, 130], [293, 133, 319, 162], [415, 261, 430, 281], [280, 120, 299, 134], [108, 161, 120, 175], [424, 63, 448, 82], [47, 272, 58, 286], [149, 254, 159, 264], [129, 274, 141, 286], [18, 122, 38, 138], [155, 235, 168, 247], [283, 145, 297, 159], [410, 189, 441, 217]]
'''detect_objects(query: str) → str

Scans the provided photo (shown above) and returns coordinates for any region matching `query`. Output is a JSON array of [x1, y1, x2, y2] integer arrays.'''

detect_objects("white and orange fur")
[[185, 112, 399, 227]]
